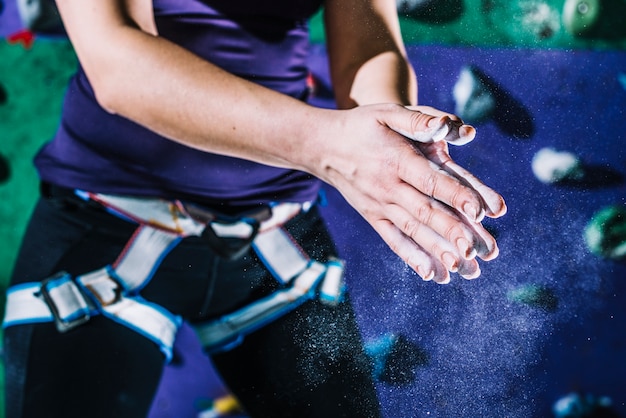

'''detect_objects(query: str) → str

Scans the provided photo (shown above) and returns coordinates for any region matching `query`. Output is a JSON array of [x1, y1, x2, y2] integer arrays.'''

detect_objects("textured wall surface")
[[1, 0, 625, 417]]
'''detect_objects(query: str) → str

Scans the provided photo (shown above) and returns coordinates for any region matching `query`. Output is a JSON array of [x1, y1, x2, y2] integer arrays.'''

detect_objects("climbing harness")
[[3, 190, 346, 359]]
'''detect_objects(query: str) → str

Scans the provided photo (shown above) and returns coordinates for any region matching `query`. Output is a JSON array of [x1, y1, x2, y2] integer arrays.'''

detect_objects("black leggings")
[[4, 188, 380, 418]]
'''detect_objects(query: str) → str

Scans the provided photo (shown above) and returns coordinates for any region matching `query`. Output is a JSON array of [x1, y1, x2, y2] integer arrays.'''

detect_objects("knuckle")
[[429, 242, 445, 259], [444, 224, 463, 242], [420, 172, 438, 197], [361, 204, 376, 220], [448, 187, 467, 209], [409, 111, 427, 135], [401, 218, 422, 238], [414, 202, 434, 225]]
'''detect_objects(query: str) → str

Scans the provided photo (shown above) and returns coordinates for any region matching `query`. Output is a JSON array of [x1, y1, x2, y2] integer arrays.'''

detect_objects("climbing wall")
[[1, 0, 626, 417]]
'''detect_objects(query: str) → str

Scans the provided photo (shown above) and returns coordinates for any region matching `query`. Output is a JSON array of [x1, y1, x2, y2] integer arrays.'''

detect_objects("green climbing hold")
[[584, 205, 626, 261], [563, 0, 601, 36], [507, 284, 558, 312]]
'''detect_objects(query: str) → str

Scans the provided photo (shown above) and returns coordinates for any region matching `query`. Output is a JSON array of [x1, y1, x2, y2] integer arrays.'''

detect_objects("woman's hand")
[[314, 104, 507, 284]]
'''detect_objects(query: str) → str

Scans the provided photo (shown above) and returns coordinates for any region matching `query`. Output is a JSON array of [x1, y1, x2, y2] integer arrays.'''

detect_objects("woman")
[[3, 0, 506, 416]]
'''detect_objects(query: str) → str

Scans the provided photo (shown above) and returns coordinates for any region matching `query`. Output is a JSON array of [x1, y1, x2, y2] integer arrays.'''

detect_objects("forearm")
[[323, 0, 417, 109], [100, 31, 330, 170], [57, 0, 334, 175], [348, 51, 417, 107]]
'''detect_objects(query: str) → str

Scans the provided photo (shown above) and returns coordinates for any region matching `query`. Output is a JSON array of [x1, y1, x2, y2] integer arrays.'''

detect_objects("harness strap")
[[252, 227, 310, 284], [113, 226, 182, 291], [319, 258, 346, 305], [78, 191, 306, 237], [194, 261, 327, 352], [3, 269, 181, 360], [3, 278, 94, 329], [74, 190, 205, 236], [3, 191, 345, 356]]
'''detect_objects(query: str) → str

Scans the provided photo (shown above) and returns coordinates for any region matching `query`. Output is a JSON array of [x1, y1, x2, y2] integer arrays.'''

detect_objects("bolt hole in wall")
[[1, 0, 626, 417]]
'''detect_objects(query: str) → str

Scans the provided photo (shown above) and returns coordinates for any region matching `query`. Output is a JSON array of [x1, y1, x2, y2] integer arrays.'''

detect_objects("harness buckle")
[[78, 268, 124, 307], [39, 272, 91, 333]]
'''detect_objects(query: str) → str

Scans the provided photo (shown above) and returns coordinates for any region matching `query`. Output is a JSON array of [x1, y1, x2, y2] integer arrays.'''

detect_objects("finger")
[[419, 142, 507, 218], [387, 191, 482, 284], [442, 160, 507, 218], [404, 179, 499, 260], [404, 170, 498, 260], [384, 203, 470, 283], [373, 218, 447, 282], [403, 106, 476, 145], [397, 152, 486, 223], [461, 217, 500, 261], [457, 257, 481, 280], [386, 110, 452, 144], [442, 119, 476, 146], [391, 182, 481, 260], [440, 202, 498, 261]]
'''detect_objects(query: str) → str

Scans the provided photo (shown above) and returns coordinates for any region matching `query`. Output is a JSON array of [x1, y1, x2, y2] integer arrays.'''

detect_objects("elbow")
[[89, 72, 122, 115], [94, 94, 119, 115], [77, 50, 132, 115]]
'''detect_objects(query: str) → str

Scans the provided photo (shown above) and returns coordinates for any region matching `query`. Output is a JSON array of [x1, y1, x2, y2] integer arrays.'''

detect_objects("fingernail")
[[427, 117, 450, 142], [442, 252, 458, 272], [431, 124, 450, 142], [428, 116, 445, 129], [461, 264, 481, 280], [436, 274, 451, 285], [463, 202, 485, 222], [479, 242, 499, 261], [419, 267, 434, 281], [463, 202, 479, 221], [460, 125, 476, 140], [456, 238, 476, 259]]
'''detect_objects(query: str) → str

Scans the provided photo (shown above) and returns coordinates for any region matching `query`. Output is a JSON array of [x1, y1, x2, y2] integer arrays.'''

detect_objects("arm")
[[55, 0, 505, 283], [324, 0, 417, 107], [55, 0, 328, 171], [322, 0, 506, 281]]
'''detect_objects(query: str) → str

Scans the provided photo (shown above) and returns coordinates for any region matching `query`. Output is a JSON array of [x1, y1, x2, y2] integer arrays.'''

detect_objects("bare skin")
[[54, 0, 506, 284]]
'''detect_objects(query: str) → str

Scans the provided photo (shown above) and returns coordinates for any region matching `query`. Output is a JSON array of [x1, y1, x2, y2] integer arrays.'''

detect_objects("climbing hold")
[[7, 29, 36, 49], [507, 284, 558, 312], [618, 73, 626, 91], [553, 392, 617, 418], [196, 393, 243, 418], [531, 147, 584, 184], [397, 0, 433, 15], [563, 0, 601, 37], [521, 1, 561, 40], [17, 0, 64, 33], [584, 205, 626, 261], [364, 333, 428, 386], [452, 66, 496, 123]]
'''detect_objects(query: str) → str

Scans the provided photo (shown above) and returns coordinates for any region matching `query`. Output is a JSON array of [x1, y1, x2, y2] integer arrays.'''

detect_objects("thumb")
[[386, 106, 476, 146]]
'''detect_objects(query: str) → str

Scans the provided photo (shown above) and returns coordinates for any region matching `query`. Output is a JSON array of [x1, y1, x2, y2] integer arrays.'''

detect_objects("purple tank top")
[[35, 0, 324, 206]]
